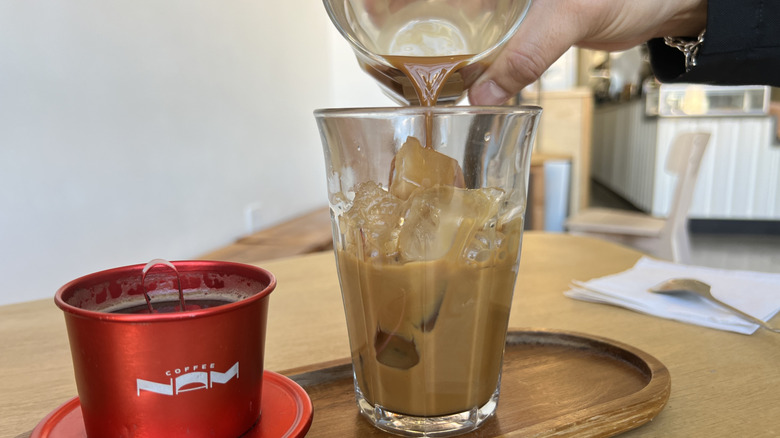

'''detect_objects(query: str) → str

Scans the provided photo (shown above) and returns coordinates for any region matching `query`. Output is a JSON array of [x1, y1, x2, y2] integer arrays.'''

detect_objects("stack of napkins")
[[565, 257, 780, 334]]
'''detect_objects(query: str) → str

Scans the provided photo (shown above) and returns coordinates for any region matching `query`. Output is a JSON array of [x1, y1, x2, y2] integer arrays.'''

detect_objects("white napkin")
[[565, 257, 780, 335]]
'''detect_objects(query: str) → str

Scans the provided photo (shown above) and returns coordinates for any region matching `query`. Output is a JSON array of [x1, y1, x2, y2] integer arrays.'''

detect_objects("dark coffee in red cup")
[[55, 260, 275, 438]]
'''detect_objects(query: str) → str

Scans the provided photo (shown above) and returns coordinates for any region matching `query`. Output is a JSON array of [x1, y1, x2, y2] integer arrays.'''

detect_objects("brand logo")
[[136, 362, 239, 396]]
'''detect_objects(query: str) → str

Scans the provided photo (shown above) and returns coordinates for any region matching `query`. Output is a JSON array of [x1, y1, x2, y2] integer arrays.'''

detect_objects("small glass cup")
[[315, 106, 541, 436], [323, 0, 532, 105]]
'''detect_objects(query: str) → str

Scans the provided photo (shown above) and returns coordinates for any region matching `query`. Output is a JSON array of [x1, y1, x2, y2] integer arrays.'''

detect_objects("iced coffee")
[[317, 105, 539, 435], [335, 136, 524, 416]]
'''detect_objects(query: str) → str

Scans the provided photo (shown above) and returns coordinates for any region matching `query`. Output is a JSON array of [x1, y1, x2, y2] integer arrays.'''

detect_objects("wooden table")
[[2, 232, 779, 437]]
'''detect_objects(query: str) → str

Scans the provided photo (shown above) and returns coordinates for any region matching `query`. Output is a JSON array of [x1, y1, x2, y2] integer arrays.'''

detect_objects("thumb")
[[468, 1, 582, 105]]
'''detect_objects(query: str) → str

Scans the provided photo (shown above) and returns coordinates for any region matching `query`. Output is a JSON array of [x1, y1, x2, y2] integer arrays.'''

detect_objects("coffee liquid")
[[110, 298, 235, 314], [337, 180, 522, 415]]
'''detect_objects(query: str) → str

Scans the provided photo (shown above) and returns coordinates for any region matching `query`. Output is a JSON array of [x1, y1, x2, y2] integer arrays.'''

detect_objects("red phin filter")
[[55, 260, 275, 438]]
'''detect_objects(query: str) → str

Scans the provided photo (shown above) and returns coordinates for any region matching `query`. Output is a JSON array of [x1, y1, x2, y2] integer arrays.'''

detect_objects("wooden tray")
[[281, 328, 671, 437]]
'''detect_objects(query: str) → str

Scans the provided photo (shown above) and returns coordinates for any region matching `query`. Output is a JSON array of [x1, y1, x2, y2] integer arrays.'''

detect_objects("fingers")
[[469, 0, 584, 105]]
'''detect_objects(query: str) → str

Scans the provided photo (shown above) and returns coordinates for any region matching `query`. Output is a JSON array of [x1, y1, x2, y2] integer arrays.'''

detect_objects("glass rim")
[[314, 105, 542, 118]]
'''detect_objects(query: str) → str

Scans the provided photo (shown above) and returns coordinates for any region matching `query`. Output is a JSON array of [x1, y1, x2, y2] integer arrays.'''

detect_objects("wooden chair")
[[565, 132, 711, 263]]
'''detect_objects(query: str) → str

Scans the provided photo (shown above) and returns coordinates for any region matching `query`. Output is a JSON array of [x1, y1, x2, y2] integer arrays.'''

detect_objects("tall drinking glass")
[[315, 106, 541, 436]]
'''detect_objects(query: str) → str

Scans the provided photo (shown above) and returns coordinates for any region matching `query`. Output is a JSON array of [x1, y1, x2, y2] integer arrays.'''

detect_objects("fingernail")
[[470, 80, 510, 105]]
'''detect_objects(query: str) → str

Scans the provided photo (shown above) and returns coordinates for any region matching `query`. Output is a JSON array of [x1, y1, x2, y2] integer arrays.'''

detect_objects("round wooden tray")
[[282, 328, 671, 437]]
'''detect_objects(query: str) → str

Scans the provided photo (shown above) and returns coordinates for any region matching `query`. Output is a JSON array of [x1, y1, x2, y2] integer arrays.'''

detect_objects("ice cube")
[[461, 228, 515, 268], [389, 136, 465, 200], [367, 260, 450, 345], [340, 181, 404, 259], [374, 329, 419, 369], [462, 230, 493, 265], [397, 186, 504, 262]]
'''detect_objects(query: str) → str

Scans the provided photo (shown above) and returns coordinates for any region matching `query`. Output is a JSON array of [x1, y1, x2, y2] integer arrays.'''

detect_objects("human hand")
[[468, 0, 707, 105]]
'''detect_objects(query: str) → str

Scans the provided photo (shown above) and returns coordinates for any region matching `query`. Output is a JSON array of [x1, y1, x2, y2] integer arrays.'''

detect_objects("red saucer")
[[31, 370, 313, 438]]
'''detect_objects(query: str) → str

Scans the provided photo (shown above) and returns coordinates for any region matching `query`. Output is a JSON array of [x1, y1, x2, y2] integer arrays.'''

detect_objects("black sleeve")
[[647, 0, 780, 87]]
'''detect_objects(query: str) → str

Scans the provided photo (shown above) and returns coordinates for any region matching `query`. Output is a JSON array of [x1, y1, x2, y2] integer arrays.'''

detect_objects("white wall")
[[0, 0, 391, 305]]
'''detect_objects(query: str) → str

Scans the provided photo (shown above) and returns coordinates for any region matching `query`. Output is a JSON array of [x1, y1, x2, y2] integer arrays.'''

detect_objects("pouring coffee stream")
[[386, 54, 472, 148], [386, 55, 472, 107]]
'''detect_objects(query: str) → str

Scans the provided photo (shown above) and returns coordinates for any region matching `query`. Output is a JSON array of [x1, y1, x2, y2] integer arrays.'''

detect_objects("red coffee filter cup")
[[55, 260, 275, 438]]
